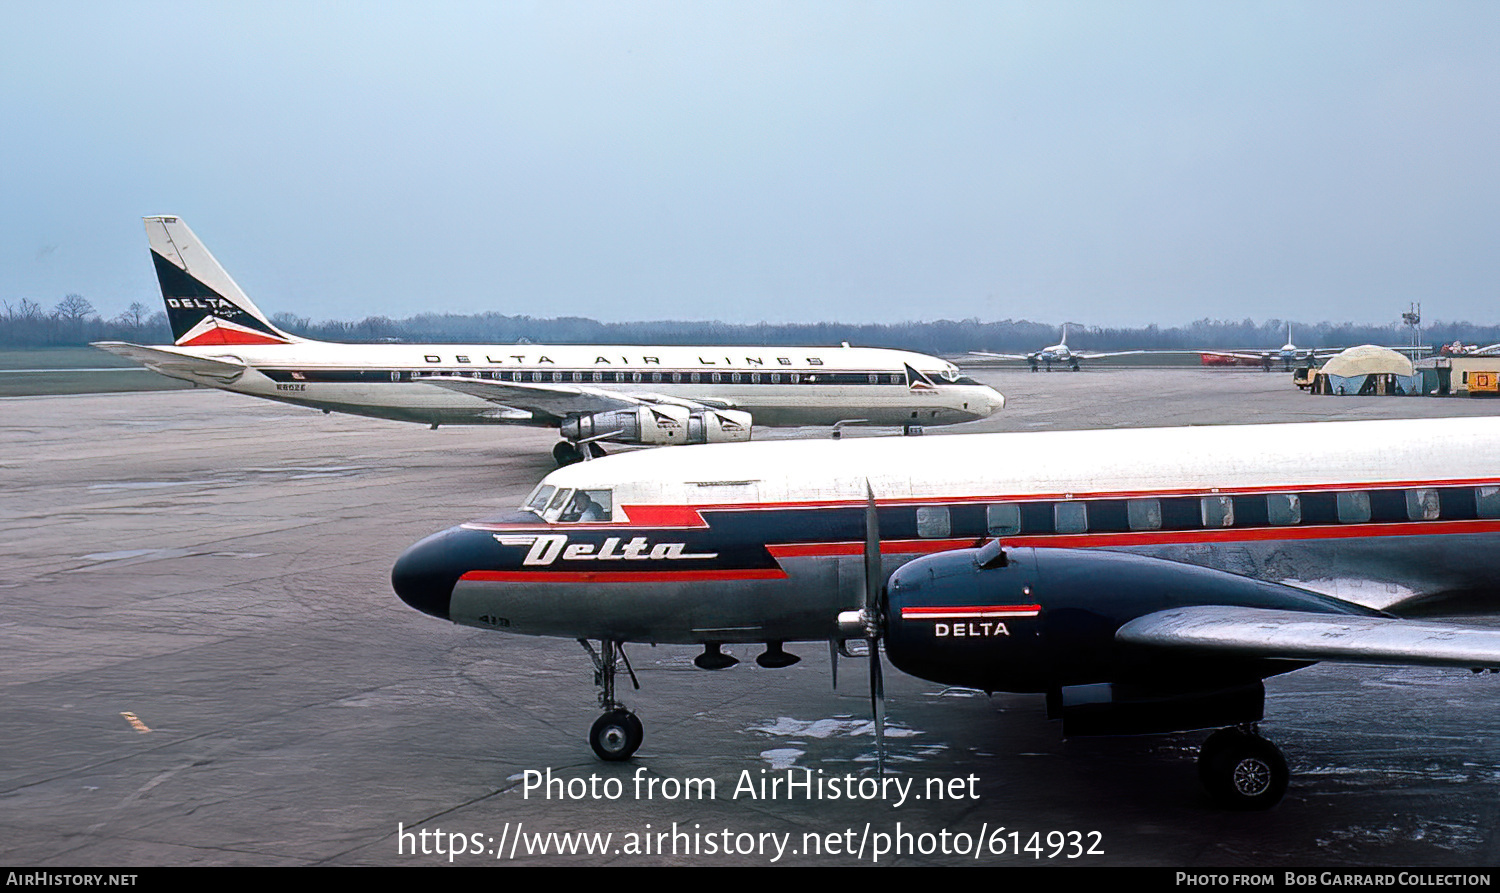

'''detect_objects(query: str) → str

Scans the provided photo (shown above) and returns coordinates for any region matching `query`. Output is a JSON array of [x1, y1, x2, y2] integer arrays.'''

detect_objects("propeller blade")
[[829, 639, 838, 690], [869, 633, 885, 774], [863, 480, 887, 773], [863, 481, 881, 613]]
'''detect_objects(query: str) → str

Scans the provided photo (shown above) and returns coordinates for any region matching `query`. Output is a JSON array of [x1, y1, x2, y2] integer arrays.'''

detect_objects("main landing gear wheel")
[[1198, 726, 1289, 810], [590, 709, 644, 761]]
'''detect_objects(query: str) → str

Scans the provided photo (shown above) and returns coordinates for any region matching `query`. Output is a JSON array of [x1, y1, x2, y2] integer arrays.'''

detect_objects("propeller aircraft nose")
[[391, 527, 472, 621]]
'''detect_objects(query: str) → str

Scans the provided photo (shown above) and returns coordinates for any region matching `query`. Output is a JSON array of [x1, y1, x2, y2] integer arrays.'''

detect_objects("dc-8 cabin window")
[[1406, 489, 1440, 521], [558, 490, 612, 523], [1476, 486, 1500, 519], [1127, 499, 1162, 531], [1267, 494, 1301, 525], [524, 484, 556, 515], [1201, 496, 1234, 528], [1054, 501, 1087, 534], [1337, 491, 1371, 523], [916, 506, 951, 538], [986, 504, 1021, 536]]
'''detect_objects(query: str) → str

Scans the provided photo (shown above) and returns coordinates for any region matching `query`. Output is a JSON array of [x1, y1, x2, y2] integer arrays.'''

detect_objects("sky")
[[3, 1, 1498, 327]]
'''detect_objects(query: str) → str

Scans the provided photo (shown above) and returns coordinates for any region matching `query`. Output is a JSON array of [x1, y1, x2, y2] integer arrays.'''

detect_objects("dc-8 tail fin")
[[144, 216, 298, 347]]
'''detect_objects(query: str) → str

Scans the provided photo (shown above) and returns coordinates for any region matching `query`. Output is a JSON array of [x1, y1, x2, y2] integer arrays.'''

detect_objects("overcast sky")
[[3, 1, 1498, 327]]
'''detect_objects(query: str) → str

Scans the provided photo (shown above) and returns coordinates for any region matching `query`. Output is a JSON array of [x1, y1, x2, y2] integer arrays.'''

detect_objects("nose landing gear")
[[581, 639, 643, 761]]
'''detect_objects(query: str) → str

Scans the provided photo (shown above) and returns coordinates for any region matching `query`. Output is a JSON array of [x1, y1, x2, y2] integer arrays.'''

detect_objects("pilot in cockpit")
[[560, 490, 608, 523]]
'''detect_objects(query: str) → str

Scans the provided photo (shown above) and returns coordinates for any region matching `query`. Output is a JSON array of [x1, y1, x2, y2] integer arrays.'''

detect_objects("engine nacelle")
[[561, 407, 752, 446], [685, 409, 752, 444], [881, 544, 1376, 734]]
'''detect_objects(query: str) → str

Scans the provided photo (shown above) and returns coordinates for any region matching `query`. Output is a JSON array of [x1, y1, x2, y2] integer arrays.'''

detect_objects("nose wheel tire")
[[1198, 728, 1288, 810], [590, 709, 644, 761]]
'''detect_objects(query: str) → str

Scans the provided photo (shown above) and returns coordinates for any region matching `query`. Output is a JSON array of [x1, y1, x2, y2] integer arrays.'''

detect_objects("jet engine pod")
[[883, 543, 1373, 699], [561, 405, 693, 446], [686, 409, 752, 444]]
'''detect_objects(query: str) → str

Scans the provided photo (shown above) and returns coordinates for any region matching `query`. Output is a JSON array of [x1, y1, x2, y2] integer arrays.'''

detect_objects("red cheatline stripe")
[[902, 605, 1040, 619], [461, 518, 1500, 555], [460, 569, 787, 583]]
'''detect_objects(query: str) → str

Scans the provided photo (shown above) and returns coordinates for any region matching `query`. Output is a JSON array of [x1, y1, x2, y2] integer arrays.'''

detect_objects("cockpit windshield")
[[557, 489, 612, 522], [520, 483, 613, 522], [522, 484, 556, 516]]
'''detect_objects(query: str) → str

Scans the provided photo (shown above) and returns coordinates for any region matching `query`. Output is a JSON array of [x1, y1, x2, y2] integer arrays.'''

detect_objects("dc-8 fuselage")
[[96, 216, 1004, 463]]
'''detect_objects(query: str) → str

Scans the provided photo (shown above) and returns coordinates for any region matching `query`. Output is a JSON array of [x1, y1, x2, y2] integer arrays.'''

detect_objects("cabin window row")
[[912, 487, 1500, 537], [402, 370, 909, 385]]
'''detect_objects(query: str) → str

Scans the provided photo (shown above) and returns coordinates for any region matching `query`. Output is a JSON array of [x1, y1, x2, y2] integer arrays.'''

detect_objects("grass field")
[[0, 347, 192, 397]]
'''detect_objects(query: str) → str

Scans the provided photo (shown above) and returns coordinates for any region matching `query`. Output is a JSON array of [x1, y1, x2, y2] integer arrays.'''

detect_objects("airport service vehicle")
[[96, 217, 1004, 464], [392, 417, 1500, 808]]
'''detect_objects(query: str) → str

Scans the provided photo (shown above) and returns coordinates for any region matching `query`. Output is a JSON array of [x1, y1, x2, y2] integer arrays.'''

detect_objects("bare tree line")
[[4, 294, 1498, 354], [1, 296, 170, 347]]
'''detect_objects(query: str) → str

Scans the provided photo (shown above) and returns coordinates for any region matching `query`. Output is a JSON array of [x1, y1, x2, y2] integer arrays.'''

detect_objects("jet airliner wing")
[[420, 376, 735, 422], [92, 341, 247, 384], [1117, 606, 1500, 668]]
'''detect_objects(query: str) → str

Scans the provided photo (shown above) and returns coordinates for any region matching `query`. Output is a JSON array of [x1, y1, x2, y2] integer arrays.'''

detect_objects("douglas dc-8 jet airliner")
[[95, 217, 1004, 464], [393, 417, 1500, 808]]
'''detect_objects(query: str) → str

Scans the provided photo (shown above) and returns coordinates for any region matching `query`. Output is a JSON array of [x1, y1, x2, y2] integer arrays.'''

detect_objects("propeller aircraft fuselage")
[[393, 416, 1500, 807]]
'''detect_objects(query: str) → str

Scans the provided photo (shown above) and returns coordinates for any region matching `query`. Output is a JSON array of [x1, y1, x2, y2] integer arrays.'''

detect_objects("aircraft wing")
[[1116, 605, 1500, 669], [968, 351, 1033, 361], [1195, 350, 1269, 361], [91, 341, 247, 383], [1074, 350, 1154, 359], [420, 376, 735, 421]]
